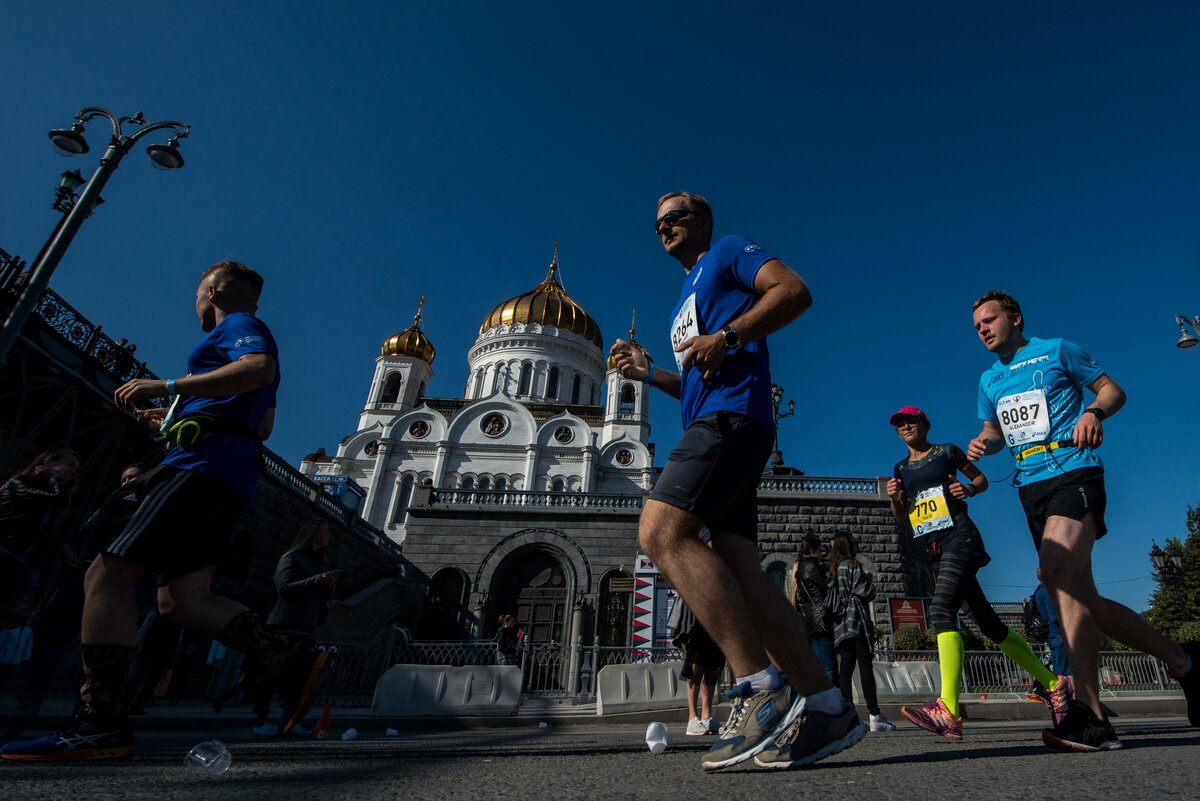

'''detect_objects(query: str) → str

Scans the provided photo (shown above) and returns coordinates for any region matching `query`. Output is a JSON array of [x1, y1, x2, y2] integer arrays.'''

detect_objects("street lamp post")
[[768, 382, 796, 467], [1149, 540, 1187, 611], [1174, 314, 1200, 350], [0, 108, 191, 365]]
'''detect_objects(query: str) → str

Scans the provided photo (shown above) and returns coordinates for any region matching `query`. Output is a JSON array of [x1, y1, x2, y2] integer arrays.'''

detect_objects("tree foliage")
[[1145, 504, 1200, 642]]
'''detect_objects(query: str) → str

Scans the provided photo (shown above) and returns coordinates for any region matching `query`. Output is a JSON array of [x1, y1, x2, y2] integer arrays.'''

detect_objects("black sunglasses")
[[654, 208, 694, 234]]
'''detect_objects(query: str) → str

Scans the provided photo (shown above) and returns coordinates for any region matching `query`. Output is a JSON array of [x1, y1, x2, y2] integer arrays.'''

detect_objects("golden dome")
[[606, 311, 654, 369], [479, 245, 602, 348], [382, 296, 436, 364]]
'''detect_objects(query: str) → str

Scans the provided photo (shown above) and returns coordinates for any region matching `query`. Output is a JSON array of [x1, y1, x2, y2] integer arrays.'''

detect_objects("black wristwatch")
[[719, 325, 742, 350], [1082, 407, 1107, 422]]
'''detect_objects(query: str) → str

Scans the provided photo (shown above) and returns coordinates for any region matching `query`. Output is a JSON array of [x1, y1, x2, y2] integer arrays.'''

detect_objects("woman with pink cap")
[[886, 406, 1067, 739]]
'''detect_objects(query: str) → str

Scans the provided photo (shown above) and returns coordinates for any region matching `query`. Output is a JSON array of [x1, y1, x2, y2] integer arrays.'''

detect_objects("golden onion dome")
[[382, 296, 436, 364], [479, 244, 602, 348], [606, 311, 654, 370]]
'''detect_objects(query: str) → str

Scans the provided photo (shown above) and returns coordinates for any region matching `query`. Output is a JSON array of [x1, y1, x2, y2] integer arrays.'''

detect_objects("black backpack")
[[1022, 597, 1049, 641]]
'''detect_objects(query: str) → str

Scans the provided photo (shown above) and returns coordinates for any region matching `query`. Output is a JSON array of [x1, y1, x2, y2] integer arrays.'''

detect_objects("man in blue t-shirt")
[[968, 291, 1198, 751], [610, 192, 866, 772], [3, 262, 325, 762]]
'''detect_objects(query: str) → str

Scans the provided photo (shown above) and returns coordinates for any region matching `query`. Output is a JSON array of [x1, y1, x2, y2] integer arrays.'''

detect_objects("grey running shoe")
[[699, 681, 800, 771], [755, 698, 868, 769]]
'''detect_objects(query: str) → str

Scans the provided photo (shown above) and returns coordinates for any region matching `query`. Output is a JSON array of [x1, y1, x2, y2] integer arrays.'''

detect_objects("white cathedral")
[[300, 248, 656, 545]]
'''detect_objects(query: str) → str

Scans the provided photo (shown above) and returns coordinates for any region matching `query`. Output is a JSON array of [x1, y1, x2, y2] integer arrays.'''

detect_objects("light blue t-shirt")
[[162, 312, 280, 498], [669, 235, 775, 431], [976, 336, 1104, 486]]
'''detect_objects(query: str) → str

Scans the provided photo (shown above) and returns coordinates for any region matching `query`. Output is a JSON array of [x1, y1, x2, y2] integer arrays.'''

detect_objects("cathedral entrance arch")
[[489, 548, 568, 645]]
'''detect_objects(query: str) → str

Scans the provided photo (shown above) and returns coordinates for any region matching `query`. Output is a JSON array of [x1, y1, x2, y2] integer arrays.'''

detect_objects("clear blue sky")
[[3, 2, 1198, 611]]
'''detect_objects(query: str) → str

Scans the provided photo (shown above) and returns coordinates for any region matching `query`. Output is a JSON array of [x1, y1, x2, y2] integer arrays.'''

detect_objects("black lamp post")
[[768, 382, 796, 467], [1175, 314, 1200, 350], [0, 108, 191, 365], [1149, 540, 1186, 610]]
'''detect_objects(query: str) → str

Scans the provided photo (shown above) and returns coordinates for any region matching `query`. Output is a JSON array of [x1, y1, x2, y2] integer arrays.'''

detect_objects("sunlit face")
[[893, 416, 929, 445], [973, 300, 1021, 353], [655, 196, 708, 257]]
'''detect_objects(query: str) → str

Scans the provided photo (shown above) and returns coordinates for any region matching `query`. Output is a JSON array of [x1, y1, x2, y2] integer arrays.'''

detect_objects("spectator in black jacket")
[[0, 450, 79, 625], [792, 535, 834, 682]]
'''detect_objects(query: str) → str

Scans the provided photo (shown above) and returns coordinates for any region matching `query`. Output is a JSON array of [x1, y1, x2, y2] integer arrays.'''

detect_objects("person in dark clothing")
[[252, 519, 336, 736], [827, 533, 895, 733], [0, 450, 80, 623], [2, 464, 144, 738], [792, 535, 834, 683], [494, 614, 523, 666]]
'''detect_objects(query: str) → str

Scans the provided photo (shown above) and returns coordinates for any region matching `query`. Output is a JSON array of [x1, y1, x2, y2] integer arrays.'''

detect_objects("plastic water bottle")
[[183, 740, 232, 776], [645, 722, 668, 754]]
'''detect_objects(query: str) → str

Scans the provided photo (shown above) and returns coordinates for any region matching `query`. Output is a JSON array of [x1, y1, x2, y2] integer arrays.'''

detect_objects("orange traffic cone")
[[313, 704, 333, 737]]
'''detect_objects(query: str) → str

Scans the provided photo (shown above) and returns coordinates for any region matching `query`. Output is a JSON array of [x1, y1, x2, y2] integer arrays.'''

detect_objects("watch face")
[[723, 327, 740, 348]]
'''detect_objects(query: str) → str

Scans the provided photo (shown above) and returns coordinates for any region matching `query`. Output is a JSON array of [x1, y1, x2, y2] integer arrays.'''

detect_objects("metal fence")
[[892, 649, 1176, 695]]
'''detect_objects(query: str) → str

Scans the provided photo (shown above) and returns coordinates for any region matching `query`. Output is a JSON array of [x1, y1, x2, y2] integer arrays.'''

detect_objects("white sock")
[[736, 664, 782, 692], [805, 688, 844, 716]]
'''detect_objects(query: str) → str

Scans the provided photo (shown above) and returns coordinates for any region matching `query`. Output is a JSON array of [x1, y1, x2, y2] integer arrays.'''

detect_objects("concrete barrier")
[[371, 664, 524, 717], [595, 661, 686, 715], [855, 660, 940, 704]]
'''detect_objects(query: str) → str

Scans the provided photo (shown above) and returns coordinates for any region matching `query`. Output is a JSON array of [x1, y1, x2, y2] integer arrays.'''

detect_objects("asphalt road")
[[3, 718, 1197, 801]]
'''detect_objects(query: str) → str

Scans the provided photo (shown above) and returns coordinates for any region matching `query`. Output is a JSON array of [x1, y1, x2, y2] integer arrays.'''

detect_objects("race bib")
[[670, 293, 700, 372], [996, 388, 1050, 446], [909, 486, 953, 537]]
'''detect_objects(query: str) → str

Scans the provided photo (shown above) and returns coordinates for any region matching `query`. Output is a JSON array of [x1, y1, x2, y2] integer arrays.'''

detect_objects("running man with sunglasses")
[[968, 291, 1199, 751], [610, 192, 866, 772]]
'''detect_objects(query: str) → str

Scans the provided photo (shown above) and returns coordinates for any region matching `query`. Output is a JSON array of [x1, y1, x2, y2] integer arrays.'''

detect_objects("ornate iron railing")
[[758, 475, 885, 498], [33, 287, 157, 386], [891, 650, 1176, 695]]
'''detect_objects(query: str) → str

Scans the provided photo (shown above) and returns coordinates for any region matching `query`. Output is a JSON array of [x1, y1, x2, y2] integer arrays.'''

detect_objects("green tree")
[[1146, 504, 1200, 641], [893, 623, 935, 651]]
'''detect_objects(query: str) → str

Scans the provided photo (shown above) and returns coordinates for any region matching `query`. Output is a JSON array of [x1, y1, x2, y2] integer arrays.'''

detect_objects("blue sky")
[[2, 2, 1198, 611]]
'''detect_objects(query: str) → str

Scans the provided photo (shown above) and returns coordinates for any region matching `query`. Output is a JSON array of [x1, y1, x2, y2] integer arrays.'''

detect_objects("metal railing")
[[758, 475, 885, 498], [428, 489, 644, 510], [891, 649, 1177, 695]]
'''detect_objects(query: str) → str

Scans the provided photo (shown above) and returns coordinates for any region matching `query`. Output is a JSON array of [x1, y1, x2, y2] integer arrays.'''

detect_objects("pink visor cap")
[[889, 406, 929, 426]]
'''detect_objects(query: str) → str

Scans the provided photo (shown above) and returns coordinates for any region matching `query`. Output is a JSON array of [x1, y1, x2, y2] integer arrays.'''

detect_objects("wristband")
[[643, 365, 655, 384], [1082, 407, 1106, 422], [166, 378, 178, 396]]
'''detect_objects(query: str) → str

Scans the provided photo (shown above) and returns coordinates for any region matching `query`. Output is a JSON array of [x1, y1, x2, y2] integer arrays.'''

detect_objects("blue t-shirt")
[[669, 235, 775, 431], [162, 312, 280, 498], [976, 336, 1104, 486]]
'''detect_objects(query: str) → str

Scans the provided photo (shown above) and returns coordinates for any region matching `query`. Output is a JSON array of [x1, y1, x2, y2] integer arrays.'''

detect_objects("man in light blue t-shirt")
[[610, 192, 867, 772], [968, 291, 1198, 751]]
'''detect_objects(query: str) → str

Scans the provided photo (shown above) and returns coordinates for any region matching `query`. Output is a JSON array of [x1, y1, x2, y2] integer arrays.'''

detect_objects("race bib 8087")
[[996, 388, 1050, 446]]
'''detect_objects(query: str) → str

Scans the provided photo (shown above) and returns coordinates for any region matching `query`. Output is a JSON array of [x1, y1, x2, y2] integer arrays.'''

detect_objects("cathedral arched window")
[[547, 366, 560, 400], [394, 475, 415, 525], [551, 478, 565, 493], [571, 374, 581, 404], [519, 362, 533, 396], [478, 476, 491, 491], [380, 373, 402, 404], [474, 367, 485, 397], [589, 382, 597, 405], [494, 476, 507, 491], [418, 381, 426, 398], [461, 476, 475, 490]]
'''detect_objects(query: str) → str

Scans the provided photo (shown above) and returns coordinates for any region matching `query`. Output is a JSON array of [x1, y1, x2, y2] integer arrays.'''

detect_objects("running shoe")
[[278, 646, 332, 736], [253, 722, 280, 737], [1042, 700, 1122, 752], [686, 717, 708, 736], [901, 698, 963, 740], [699, 681, 800, 771], [0, 721, 133, 761], [1167, 642, 1200, 727], [869, 713, 897, 732], [703, 716, 717, 734], [754, 698, 868, 769]]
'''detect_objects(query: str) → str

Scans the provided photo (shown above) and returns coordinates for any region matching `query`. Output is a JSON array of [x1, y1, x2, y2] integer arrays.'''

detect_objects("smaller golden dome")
[[606, 311, 654, 370], [382, 296, 436, 364]]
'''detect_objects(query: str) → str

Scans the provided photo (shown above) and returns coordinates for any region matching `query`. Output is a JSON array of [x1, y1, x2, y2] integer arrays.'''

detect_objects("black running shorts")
[[1017, 466, 1108, 550], [649, 411, 774, 541], [104, 465, 249, 583]]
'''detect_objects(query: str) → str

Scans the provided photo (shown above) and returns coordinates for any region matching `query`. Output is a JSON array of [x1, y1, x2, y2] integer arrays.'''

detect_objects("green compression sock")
[[937, 631, 964, 717], [997, 627, 1057, 689]]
